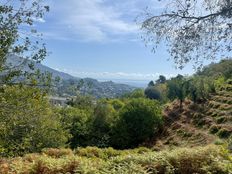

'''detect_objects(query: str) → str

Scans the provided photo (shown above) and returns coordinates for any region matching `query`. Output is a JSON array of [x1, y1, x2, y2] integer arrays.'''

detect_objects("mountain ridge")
[[6, 55, 137, 98]]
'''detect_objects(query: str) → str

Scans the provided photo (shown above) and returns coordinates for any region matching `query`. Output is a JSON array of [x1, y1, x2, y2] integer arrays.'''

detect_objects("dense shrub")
[[59, 98, 162, 149], [66, 95, 95, 110], [59, 107, 92, 148], [89, 101, 117, 147], [0, 85, 68, 156], [111, 98, 163, 149], [106, 99, 125, 110]]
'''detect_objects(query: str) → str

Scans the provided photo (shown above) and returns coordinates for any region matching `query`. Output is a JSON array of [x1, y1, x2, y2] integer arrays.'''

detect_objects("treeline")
[[144, 59, 232, 107]]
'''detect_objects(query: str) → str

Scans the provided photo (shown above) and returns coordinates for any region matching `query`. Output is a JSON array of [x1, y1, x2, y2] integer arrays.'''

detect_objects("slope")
[[152, 80, 232, 149]]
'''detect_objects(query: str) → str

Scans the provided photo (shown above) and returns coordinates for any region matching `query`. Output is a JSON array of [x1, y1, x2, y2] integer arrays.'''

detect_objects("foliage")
[[58, 107, 92, 148], [156, 75, 166, 84], [0, 0, 49, 83], [144, 86, 162, 100], [140, 0, 232, 68], [185, 76, 216, 102], [215, 76, 226, 89], [148, 80, 155, 87], [1, 145, 231, 174], [111, 98, 163, 149], [167, 75, 185, 107], [0, 85, 68, 156], [59, 97, 163, 149], [197, 59, 232, 80], [106, 99, 125, 111], [145, 77, 168, 102], [66, 94, 95, 110], [122, 88, 145, 99], [90, 101, 118, 147]]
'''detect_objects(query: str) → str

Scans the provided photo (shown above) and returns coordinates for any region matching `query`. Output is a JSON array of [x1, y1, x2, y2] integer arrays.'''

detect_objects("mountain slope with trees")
[[5, 55, 136, 98]]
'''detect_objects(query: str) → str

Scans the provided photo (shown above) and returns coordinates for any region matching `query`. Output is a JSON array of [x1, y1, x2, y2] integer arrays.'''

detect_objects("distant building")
[[48, 96, 68, 106]]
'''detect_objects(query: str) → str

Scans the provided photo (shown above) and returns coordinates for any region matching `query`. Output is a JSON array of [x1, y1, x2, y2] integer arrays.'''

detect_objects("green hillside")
[[152, 79, 232, 149]]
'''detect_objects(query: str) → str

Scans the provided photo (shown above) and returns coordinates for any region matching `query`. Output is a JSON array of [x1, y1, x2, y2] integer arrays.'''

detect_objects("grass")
[[0, 145, 231, 174]]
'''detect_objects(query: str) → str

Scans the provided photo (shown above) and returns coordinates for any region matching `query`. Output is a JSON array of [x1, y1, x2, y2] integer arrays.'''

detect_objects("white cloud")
[[58, 0, 138, 42], [33, 17, 46, 23], [44, 0, 167, 42]]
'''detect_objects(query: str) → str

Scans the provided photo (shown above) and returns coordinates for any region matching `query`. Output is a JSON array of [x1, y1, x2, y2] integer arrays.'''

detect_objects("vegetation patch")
[[0, 145, 231, 174], [217, 128, 232, 139]]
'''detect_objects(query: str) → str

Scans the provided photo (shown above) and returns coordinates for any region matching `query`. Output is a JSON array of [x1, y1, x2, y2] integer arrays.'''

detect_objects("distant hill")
[[54, 78, 136, 98], [6, 55, 136, 98], [7, 55, 77, 80]]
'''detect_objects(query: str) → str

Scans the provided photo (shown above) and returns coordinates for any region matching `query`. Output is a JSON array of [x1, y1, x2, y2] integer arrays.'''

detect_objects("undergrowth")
[[0, 145, 231, 174]]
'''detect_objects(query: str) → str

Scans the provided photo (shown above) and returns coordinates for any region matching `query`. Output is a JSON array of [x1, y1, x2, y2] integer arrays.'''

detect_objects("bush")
[[59, 107, 92, 148], [0, 85, 69, 156], [89, 101, 118, 147], [111, 98, 163, 149]]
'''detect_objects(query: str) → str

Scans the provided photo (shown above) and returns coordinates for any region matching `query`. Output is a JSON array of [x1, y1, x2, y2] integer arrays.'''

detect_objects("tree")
[[90, 101, 117, 147], [153, 83, 168, 102], [184, 79, 198, 103], [0, 0, 49, 83], [111, 98, 163, 149], [144, 87, 162, 100], [0, 85, 68, 156], [167, 75, 186, 108], [140, 0, 232, 69], [66, 95, 95, 111], [148, 80, 155, 87], [59, 107, 92, 148], [156, 75, 166, 84]]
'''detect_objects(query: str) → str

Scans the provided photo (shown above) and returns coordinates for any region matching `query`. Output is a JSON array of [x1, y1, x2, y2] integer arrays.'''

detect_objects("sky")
[[28, 0, 203, 85]]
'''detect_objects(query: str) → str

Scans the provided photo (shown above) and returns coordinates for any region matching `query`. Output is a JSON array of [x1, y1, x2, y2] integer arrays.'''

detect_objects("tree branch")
[[144, 6, 232, 24]]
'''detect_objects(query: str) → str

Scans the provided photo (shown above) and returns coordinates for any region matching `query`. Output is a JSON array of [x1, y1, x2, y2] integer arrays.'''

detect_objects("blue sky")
[[32, 0, 199, 83]]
